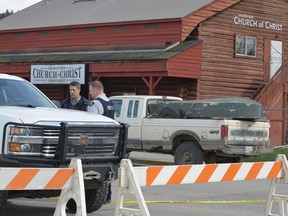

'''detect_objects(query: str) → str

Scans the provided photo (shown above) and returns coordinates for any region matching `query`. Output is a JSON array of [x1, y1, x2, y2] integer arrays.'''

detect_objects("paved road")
[[5, 179, 284, 216], [3, 152, 286, 216], [129, 151, 174, 165]]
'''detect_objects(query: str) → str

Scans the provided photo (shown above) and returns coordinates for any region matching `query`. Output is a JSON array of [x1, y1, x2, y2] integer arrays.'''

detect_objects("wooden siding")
[[266, 96, 285, 146], [167, 42, 202, 78], [36, 84, 67, 101], [182, 0, 241, 40], [89, 61, 167, 77], [97, 77, 196, 99], [0, 64, 30, 78], [197, 0, 288, 99], [0, 20, 182, 54]]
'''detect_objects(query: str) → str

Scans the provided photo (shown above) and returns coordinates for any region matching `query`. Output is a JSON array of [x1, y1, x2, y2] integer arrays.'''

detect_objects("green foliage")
[[0, 9, 13, 20], [243, 148, 288, 162]]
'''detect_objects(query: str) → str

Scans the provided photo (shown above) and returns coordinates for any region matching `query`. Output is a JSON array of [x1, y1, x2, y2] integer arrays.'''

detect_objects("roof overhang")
[[0, 40, 202, 79]]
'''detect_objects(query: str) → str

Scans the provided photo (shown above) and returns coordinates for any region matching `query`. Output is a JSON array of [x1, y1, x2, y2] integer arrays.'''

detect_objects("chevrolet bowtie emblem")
[[79, 135, 89, 145]]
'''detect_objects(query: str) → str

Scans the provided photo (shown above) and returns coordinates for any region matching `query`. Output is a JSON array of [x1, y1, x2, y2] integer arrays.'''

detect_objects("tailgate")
[[226, 120, 270, 144]]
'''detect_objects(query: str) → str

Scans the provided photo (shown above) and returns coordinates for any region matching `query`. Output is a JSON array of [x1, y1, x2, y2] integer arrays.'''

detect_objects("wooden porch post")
[[141, 76, 162, 95]]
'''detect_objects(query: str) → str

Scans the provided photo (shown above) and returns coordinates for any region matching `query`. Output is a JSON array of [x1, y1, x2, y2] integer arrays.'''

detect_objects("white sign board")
[[31, 64, 86, 84]]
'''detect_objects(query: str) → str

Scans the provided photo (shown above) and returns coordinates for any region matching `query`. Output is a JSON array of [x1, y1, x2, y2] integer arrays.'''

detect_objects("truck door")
[[123, 99, 143, 149]]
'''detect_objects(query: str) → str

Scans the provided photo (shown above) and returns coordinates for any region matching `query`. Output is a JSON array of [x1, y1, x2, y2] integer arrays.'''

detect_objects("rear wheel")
[[66, 185, 108, 213], [174, 142, 203, 165]]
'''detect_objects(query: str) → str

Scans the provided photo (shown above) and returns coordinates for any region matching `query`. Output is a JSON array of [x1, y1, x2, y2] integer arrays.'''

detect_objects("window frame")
[[235, 35, 257, 58]]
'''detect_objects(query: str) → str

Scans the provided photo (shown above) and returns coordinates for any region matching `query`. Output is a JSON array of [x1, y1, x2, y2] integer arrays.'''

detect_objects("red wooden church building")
[[0, 0, 287, 146]]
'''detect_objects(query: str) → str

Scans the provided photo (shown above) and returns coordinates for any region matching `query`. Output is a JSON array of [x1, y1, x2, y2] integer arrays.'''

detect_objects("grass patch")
[[243, 148, 288, 162]]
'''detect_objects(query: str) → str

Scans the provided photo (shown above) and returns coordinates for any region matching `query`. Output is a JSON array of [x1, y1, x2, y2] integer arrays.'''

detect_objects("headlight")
[[10, 127, 31, 136], [6, 125, 43, 155]]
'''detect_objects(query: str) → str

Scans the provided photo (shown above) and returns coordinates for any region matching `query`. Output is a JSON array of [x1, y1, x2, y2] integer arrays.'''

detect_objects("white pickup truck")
[[110, 95, 272, 165], [0, 74, 128, 213]]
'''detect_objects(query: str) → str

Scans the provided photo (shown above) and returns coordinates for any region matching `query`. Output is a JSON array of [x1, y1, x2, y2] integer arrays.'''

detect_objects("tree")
[[0, 9, 13, 20]]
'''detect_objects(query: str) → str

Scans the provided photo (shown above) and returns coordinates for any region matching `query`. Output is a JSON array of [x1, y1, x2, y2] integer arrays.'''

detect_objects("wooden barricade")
[[0, 158, 86, 216], [115, 154, 288, 216]]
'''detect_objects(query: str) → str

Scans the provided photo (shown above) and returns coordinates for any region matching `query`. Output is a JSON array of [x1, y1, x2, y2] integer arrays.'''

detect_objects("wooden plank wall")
[[182, 0, 241, 40], [0, 21, 182, 54], [36, 84, 67, 101], [98, 77, 197, 99], [167, 43, 202, 79], [197, 0, 288, 99]]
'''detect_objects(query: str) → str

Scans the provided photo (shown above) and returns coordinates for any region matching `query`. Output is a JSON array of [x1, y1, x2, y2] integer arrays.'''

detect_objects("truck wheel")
[[0, 191, 8, 212], [157, 107, 179, 118], [66, 185, 108, 213], [174, 142, 203, 165]]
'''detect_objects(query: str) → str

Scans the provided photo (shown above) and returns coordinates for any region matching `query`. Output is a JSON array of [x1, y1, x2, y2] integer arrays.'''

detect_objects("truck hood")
[[0, 106, 118, 125]]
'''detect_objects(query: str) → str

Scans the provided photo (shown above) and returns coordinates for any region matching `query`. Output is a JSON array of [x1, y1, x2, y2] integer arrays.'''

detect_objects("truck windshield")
[[0, 79, 56, 108]]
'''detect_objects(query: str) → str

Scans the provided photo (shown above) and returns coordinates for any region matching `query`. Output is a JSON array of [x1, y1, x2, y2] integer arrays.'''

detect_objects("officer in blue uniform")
[[87, 80, 114, 118], [88, 80, 115, 203]]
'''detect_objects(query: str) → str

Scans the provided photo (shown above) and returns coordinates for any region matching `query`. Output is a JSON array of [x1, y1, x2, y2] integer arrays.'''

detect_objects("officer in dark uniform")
[[88, 80, 115, 203], [60, 81, 89, 111]]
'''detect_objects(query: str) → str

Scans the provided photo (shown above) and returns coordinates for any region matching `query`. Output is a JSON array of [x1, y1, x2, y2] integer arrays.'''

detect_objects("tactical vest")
[[95, 97, 115, 119]]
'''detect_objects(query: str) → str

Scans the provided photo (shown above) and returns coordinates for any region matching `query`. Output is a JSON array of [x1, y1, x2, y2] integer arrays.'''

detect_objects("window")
[[235, 35, 256, 57], [85, 27, 97, 32], [14, 32, 25, 37], [127, 100, 139, 118], [114, 25, 128, 31], [110, 99, 122, 117], [0, 79, 55, 107], [144, 23, 159, 29], [60, 29, 72, 34], [38, 31, 49, 35], [127, 100, 133, 118], [133, 101, 139, 118]]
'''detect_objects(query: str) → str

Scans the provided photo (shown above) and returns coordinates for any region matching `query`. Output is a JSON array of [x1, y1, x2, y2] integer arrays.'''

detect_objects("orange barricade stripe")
[[221, 163, 242, 182], [267, 161, 282, 178], [195, 164, 218, 183], [167, 166, 192, 185], [44, 169, 74, 189], [146, 167, 163, 186], [5, 169, 40, 190], [245, 162, 264, 180]]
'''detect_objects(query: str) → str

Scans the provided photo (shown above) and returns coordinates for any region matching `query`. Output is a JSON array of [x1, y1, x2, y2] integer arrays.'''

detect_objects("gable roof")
[[0, 0, 214, 31]]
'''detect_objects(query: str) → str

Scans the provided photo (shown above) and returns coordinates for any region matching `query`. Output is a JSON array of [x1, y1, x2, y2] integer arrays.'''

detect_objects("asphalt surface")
[[3, 152, 287, 216], [5, 179, 285, 216], [129, 151, 175, 165]]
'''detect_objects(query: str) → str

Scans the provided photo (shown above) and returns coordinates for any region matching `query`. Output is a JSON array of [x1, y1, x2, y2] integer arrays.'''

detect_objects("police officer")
[[61, 81, 89, 111], [87, 80, 115, 203], [87, 80, 115, 118]]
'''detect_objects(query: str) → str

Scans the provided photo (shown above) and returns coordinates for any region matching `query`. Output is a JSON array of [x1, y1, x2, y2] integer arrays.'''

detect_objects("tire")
[[66, 185, 108, 213], [174, 142, 203, 165], [0, 191, 8, 212], [157, 107, 180, 118]]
